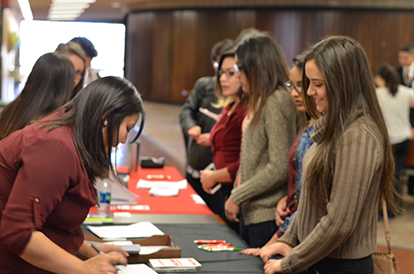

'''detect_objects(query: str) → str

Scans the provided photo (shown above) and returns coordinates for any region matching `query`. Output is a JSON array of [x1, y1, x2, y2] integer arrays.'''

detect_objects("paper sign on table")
[[87, 221, 164, 239]]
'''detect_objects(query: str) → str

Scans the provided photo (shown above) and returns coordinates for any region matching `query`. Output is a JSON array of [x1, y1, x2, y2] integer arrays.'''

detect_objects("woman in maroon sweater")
[[200, 51, 247, 227], [0, 77, 145, 274]]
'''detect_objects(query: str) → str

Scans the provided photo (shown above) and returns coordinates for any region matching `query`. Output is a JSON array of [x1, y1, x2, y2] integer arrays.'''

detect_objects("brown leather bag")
[[372, 200, 399, 274]]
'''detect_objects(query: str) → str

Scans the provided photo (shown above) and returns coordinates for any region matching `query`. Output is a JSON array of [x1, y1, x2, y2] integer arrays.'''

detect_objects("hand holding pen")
[[79, 244, 129, 274]]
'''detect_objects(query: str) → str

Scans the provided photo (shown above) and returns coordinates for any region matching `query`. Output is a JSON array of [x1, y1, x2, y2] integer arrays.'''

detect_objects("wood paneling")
[[125, 8, 414, 103]]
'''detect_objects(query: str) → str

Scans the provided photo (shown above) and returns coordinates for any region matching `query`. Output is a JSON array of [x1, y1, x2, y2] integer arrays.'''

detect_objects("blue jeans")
[[239, 211, 277, 248]]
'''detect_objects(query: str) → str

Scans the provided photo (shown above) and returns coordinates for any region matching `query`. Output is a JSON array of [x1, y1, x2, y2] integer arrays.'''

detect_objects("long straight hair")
[[235, 35, 289, 126], [302, 36, 397, 212], [41, 76, 145, 184], [0, 52, 75, 140]]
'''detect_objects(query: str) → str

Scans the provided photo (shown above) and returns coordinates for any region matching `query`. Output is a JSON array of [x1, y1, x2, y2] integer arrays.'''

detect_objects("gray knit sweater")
[[231, 88, 299, 226], [279, 115, 384, 273]]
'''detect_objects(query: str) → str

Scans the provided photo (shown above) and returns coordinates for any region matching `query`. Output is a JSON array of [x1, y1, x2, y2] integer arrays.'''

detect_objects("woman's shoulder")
[[397, 84, 414, 96], [341, 116, 383, 148]]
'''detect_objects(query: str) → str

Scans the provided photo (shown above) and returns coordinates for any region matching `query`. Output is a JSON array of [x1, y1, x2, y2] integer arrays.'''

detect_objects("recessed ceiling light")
[[111, 2, 121, 9]]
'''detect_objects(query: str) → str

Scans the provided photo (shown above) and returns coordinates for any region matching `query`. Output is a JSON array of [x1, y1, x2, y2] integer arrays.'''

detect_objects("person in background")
[[375, 63, 414, 211], [263, 36, 399, 274], [242, 53, 318, 260], [69, 37, 99, 85], [396, 44, 414, 88], [224, 35, 299, 248], [199, 51, 248, 232], [0, 52, 75, 140], [179, 38, 234, 215], [0, 76, 145, 274], [55, 42, 86, 98], [395, 44, 414, 196]]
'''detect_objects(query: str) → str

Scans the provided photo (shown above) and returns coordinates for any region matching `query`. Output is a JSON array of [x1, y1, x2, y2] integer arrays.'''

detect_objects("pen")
[[193, 240, 226, 244], [91, 244, 105, 255], [201, 247, 240, 252]]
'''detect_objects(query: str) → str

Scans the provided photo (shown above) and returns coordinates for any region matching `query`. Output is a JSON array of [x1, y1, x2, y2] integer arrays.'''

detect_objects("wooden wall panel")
[[125, 8, 414, 104]]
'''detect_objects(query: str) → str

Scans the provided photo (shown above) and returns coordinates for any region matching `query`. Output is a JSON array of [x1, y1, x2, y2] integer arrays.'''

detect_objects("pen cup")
[[127, 140, 140, 172]]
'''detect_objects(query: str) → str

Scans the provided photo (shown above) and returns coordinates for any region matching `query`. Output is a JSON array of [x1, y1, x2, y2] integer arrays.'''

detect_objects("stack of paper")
[[149, 258, 201, 271]]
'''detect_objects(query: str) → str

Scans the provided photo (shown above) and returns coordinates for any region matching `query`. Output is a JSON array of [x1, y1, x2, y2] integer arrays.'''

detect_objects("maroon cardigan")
[[209, 102, 247, 184], [0, 112, 96, 274]]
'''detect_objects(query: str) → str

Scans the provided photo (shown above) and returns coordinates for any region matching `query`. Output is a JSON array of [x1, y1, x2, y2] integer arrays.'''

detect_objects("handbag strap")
[[381, 199, 392, 254]]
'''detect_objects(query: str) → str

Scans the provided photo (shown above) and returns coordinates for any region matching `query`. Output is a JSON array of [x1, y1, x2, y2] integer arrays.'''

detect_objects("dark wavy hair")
[[0, 52, 75, 140], [375, 63, 400, 96], [302, 36, 397, 213], [235, 35, 289, 126], [41, 76, 145, 184]]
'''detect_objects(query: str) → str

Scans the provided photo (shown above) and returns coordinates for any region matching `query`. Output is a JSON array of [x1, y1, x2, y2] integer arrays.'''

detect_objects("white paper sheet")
[[136, 179, 187, 190], [139, 245, 170, 255], [149, 186, 179, 196], [116, 264, 158, 274], [87, 221, 164, 239]]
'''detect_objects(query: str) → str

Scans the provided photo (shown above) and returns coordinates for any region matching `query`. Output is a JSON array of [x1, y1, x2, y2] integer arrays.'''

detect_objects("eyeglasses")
[[234, 64, 243, 75], [218, 69, 237, 78], [284, 81, 302, 94]]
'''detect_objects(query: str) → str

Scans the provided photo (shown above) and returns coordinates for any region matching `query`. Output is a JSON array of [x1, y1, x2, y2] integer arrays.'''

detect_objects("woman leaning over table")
[[224, 35, 300, 248], [0, 76, 145, 274], [199, 51, 248, 232], [263, 36, 399, 274]]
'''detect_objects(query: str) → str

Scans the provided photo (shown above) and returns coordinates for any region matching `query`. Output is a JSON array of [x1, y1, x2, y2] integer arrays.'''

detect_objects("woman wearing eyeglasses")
[[241, 53, 319, 259], [199, 51, 247, 231], [0, 77, 145, 274], [224, 35, 300, 248]]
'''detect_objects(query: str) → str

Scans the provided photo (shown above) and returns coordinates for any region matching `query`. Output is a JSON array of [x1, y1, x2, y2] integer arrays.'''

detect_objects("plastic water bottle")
[[96, 179, 112, 218]]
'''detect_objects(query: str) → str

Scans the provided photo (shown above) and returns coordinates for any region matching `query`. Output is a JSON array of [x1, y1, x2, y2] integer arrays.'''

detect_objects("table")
[[90, 166, 214, 217], [83, 222, 265, 273], [84, 162, 266, 272]]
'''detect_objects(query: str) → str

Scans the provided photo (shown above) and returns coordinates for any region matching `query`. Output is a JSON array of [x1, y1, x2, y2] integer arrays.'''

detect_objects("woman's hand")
[[264, 259, 282, 274], [225, 195, 240, 222], [241, 248, 261, 256], [260, 242, 292, 263], [187, 126, 201, 140], [94, 244, 129, 257], [200, 170, 217, 193], [196, 133, 211, 147], [82, 252, 128, 274], [275, 195, 290, 227]]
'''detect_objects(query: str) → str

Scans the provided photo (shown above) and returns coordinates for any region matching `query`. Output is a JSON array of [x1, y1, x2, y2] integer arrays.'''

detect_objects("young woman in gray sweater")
[[263, 36, 399, 274], [224, 35, 300, 248]]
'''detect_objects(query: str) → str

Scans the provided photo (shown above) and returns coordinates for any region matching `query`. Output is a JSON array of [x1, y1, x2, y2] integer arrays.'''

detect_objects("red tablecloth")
[[90, 166, 213, 215]]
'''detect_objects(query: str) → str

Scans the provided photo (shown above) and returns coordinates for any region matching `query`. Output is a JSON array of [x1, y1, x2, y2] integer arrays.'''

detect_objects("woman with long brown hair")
[[0, 52, 75, 140], [224, 35, 299, 248], [0, 77, 145, 273], [264, 36, 398, 274]]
